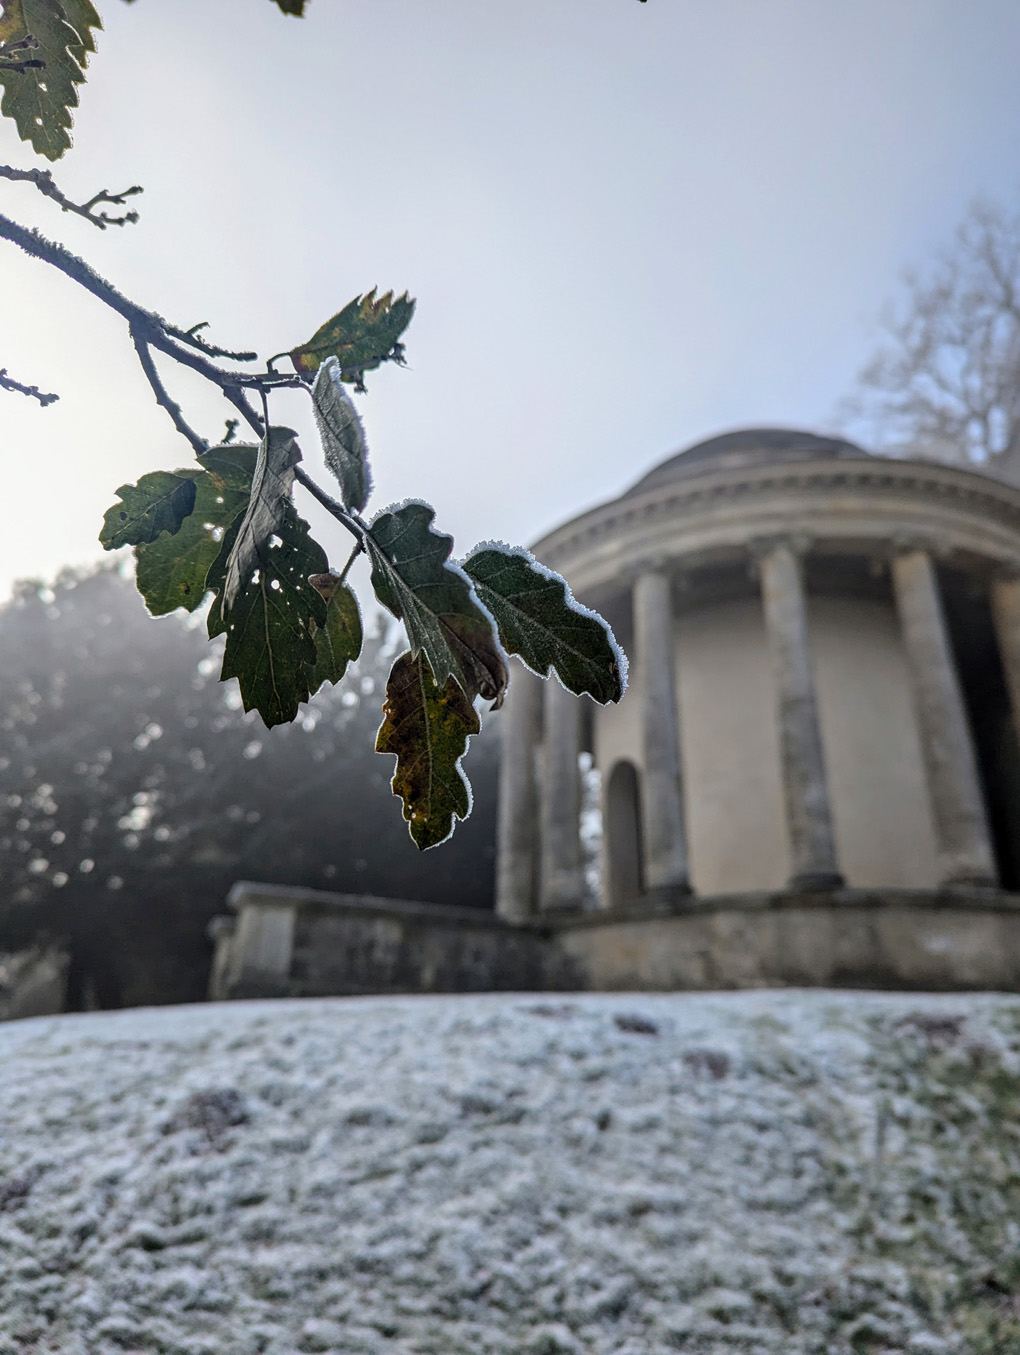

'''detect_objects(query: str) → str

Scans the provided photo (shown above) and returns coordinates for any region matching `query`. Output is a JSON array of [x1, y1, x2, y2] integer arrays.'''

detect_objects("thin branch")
[[0, 209, 297, 396], [222, 385, 265, 439], [0, 366, 58, 406], [0, 164, 142, 229], [294, 467, 365, 541], [337, 540, 365, 584], [164, 320, 258, 363], [130, 328, 208, 456], [0, 206, 365, 533]]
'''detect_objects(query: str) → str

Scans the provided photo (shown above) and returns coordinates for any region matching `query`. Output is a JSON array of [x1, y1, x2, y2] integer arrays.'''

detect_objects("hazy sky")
[[2, 0, 1020, 597]]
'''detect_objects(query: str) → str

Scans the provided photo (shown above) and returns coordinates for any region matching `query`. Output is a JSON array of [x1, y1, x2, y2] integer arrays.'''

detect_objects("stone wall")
[[210, 884, 570, 1000], [210, 882, 1020, 1000]]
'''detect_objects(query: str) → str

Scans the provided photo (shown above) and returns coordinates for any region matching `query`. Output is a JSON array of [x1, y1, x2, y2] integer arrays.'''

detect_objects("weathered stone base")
[[210, 881, 1020, 1000]]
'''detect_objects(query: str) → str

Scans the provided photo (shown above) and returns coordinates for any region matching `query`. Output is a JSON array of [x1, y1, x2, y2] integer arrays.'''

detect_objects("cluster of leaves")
[[0, 0, 303, 160], [100, 298, 624, 849], [3, 0, 627, 852]]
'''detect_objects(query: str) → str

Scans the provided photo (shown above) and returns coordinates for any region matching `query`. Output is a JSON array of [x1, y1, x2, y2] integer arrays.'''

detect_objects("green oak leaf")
[[0, 0, 101, 160], [221, 426, 301, 616], [376, 649, 480, 850], [58, 0, 98, 52], [311, 357, 371, 513], [462, 543, 626, 704], [366, 501, 508, 705], [100, 470, 199, 550], [308, 572, 363, 692], [206, 500, 328, 728], [290, 288, 415, 389], [132, 444, 258, 617]]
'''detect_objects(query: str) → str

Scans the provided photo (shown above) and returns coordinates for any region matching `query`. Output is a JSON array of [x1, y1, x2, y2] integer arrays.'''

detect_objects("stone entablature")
[[533, 457, 1020, 597]]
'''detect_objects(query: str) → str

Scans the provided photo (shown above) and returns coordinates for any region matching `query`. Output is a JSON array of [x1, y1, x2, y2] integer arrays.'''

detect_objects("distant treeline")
[[0, 566, 499, 1010]]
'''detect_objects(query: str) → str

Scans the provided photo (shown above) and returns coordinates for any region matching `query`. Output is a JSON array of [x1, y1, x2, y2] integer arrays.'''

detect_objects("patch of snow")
[[2, 990, 1020, 1353]]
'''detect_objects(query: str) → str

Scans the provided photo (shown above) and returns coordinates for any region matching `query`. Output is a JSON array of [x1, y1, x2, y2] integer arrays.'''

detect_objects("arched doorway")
[[605, 760, 643, 909]]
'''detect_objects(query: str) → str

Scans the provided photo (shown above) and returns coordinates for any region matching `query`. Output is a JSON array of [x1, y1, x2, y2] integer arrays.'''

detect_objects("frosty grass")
[[3, 990, 1020, 1354]]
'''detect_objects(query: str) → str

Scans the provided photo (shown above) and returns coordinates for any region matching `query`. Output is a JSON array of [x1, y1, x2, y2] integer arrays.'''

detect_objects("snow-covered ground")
[[3, 990, 1020, 1355]]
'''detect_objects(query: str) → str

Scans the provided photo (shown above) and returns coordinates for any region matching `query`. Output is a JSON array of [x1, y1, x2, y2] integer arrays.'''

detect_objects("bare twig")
[[165, 320, 258, 363], [130, 328, 208, 456], [337, 540, 365, 584], [0, 205, 364, 543], [0, 210, 299, 394], [294, 467, 365, 540], [0, 366, 58, 406], [0, 165, 142, 229], [843, 199, 1020, 464], [222, 385, 265, 439]]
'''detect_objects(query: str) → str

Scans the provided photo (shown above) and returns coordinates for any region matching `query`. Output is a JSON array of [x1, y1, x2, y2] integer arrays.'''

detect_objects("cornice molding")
[[534, 459, 1020, 577]]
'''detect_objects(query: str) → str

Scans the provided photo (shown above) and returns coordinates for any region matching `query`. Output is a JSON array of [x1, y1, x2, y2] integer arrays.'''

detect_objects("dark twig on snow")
[[0, 366, 58, 406], [0, 164, 142, 229]]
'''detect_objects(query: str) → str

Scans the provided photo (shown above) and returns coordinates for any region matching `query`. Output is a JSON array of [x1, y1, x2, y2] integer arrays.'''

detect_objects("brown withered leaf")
[[376, 650, 479, 849]]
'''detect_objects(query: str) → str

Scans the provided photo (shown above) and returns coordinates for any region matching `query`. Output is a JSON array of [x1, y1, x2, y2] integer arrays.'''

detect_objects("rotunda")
[[494, 428, 1020, 984], [216, 429, 1020, 1000]]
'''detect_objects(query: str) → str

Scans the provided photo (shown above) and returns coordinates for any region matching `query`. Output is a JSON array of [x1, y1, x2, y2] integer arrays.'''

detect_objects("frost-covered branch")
[[165, 321, 258, 364], [0, 164, 143, 228], [0, 203, 368, 544], [0, 210, 304, 394], [0, 365, 58, 406], [130, 329, 208, 456]]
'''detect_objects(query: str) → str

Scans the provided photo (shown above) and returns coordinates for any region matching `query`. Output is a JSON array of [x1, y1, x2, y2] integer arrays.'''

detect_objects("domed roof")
[[625, 427, 872, 497]]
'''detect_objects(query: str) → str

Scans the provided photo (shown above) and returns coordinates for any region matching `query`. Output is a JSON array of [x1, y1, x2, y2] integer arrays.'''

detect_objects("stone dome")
[[625, 426, 871, 497]]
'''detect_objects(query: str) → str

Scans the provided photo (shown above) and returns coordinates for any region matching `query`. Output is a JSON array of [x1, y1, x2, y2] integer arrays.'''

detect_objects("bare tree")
[[843, 199, 1020, 471]]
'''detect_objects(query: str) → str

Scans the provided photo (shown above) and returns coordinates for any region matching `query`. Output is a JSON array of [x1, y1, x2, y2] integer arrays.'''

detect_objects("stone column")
[[991, 573, 1020, 747], [633, 569, 691, 894], [757, 538, 844, 890], [892, 548, 996, 886], [495, 663, 543, 921], [539, 677, 583, 911]]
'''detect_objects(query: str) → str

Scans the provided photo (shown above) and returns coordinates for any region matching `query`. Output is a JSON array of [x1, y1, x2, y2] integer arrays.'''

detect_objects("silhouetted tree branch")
[[844, 199, 1020, 468]]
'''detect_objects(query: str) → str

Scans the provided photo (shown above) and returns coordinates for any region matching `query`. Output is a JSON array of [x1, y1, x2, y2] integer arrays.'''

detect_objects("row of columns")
[[497, 540, 1014, 920]]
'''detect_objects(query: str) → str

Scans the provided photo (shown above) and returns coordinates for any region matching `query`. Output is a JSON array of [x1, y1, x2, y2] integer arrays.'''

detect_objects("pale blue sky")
[[2, 0, 1020, 594]]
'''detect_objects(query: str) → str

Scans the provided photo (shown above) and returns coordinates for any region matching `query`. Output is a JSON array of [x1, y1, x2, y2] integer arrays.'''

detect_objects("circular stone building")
[[216, 428, 1020, 1002], [493, 428, 1020, 990]]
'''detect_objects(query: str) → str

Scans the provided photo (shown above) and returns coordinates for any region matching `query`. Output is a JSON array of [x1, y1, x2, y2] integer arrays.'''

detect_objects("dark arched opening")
[[606, 760, 644, 910]]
